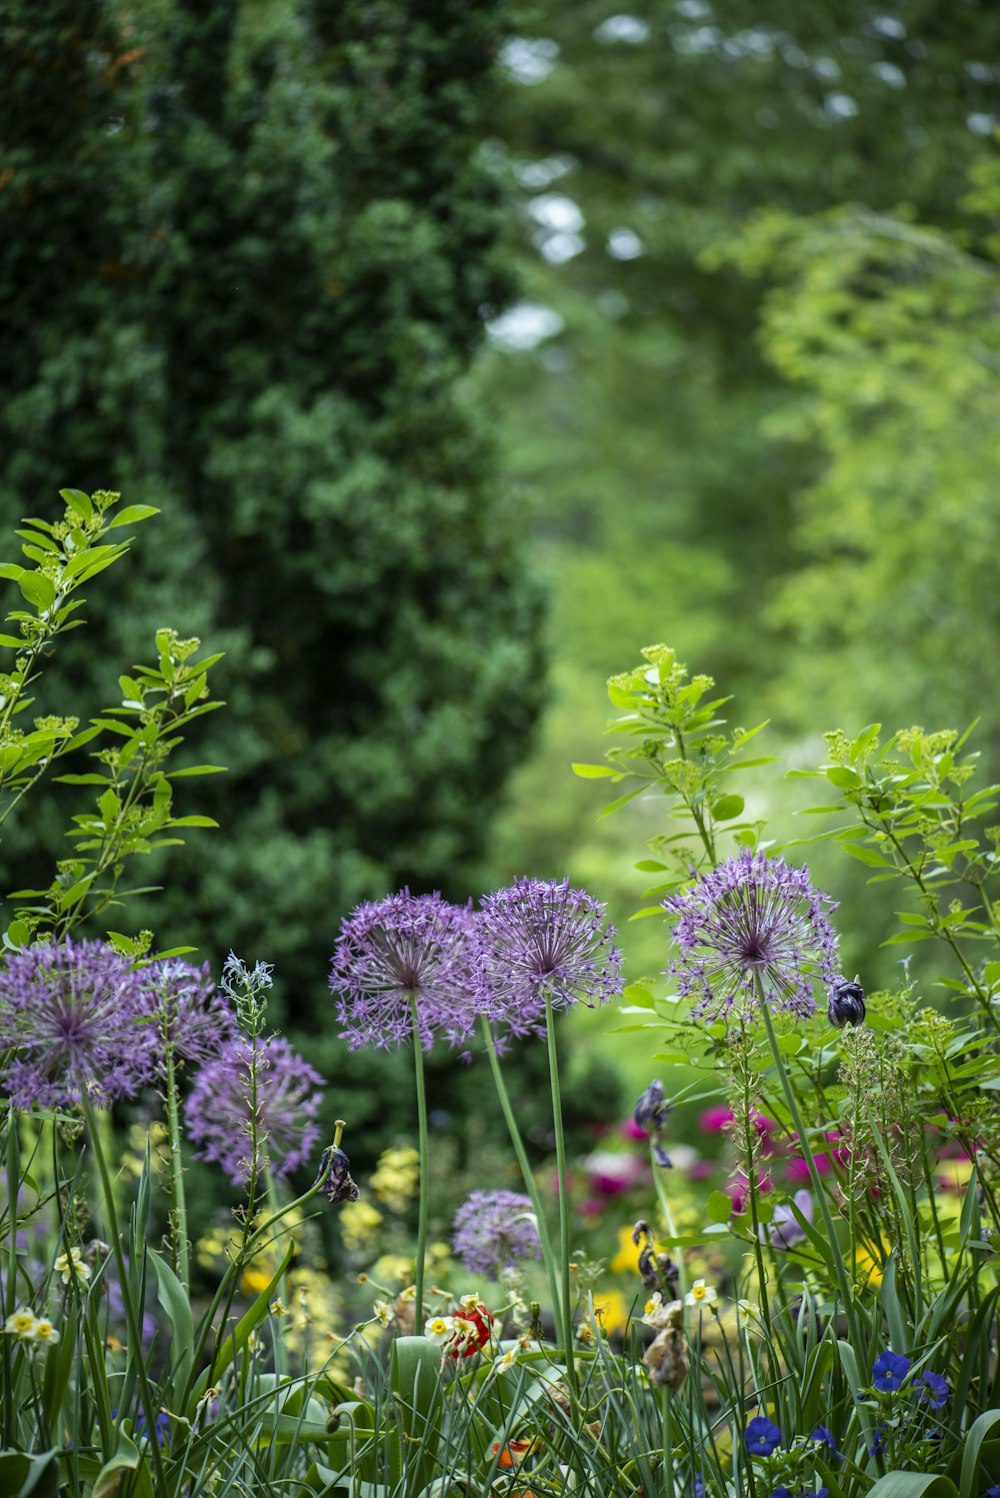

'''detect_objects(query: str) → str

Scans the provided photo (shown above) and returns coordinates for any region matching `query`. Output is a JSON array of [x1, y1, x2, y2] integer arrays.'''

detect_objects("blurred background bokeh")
[[3, 0, 1000, 1184]]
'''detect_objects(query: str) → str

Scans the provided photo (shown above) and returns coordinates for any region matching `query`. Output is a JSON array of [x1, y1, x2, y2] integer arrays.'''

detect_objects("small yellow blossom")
[[32, 1317, 60, 1345], [4, 1308, 38, 1340], [684, 1279, 718, 1309], [492, 1345, 521, 1375], [55, 1247, 92, 1287]]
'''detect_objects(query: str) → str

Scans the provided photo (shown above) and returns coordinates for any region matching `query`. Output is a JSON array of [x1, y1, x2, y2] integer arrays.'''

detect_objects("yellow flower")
[[4, 1308, 38, 1340], [370, 1147, 420, 1213], [592, 1289, 631, 1335], [609, 1225, 642, 1275], [240, 1264, 274, 1296], [340, 1199, 384, 1255], [853, 1239, 888, 1291]]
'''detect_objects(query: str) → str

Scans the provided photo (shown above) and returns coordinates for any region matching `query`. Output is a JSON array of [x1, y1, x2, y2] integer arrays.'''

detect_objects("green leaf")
[[959, 1408, 1000, 1498], [148, 1246, 195, 1388], [106, 504, 160, 528], [0, 563, 24, 583], [825, 766, 861, 790], [18, 571, 55, 610], [571, 762, 618, 778], [59, 487, 94, 520], [0, 1449, 61, 1498], [169, 814, 219, 828], [865, 1476, 958, 1497], [711, 793, 744, 821], [91, 1432, 153, 1498], [840, 841, 894, 868], [706, 1189, 732, 1224], [167, 764, 227, 777]]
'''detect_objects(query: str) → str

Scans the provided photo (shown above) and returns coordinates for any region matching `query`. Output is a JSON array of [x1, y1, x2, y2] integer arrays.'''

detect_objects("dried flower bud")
[[827, 976, 865, 1029], [643, 1324, 688, 1390], [314, 1145, 360, 1205]]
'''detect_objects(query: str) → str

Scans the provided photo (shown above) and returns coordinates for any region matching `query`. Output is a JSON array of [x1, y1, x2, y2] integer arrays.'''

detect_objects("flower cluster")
[[664, 850, 839, 1022], [424, 1295, 494, 1359], [138, 958, 235, 1070], [452, 1190, 542, 1279], [3, 1308, 59, 1346], [0, 939, 154, 1109], [185, 1034, 323, 1185]]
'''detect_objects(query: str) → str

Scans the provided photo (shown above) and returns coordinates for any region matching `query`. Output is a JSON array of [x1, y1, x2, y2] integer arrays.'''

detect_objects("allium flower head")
[[477, 878, 622, 1037], [330, 890, 481, 1051], [0, 939, 154, 1109], [451, 1190, 542, 1278], [185, 1034, 323, 1185], [664, 850, 839, 1022], [137, 959, 236, 1070]]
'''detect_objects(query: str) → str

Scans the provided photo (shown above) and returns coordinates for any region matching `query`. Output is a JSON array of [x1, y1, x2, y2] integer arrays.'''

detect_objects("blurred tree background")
[[3, 0, 1000, 1151]]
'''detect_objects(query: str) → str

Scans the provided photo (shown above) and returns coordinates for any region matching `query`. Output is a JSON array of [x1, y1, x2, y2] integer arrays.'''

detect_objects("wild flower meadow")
[[2, 500, 1000, 1497]]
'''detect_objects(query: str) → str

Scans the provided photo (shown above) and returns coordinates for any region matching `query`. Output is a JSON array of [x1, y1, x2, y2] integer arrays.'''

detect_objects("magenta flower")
[[185, 1034, 323, 1185], [477, 878, 622, 1038], [330, 890, 481, 1051], [664, 850, 839, 1022], [0, 940, 154, 1109]]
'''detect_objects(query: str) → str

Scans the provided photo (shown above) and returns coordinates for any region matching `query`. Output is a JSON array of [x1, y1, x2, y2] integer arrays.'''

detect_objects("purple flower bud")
[[827, 976, 865, 1029]]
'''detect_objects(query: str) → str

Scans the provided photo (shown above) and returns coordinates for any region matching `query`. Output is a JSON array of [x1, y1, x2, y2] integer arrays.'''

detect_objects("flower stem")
[[163, 1044, 189, 1292], [543, 993, 577, 1402], [410, 995, 429, 1323], [753, 975, 861, 1350], [480, 1015, 565, 1347]]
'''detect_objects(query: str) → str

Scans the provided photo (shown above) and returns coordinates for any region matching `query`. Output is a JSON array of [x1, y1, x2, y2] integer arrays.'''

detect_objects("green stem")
[[83, 1100, 170, 1498], [410, 995, 429, 1323], [650, 1156, 687, 1302], [480, 1016, 564, 1346], [753, 975, 861, 1351], [543, 993, 577, 1402], [163, 1045, 189, 1292]]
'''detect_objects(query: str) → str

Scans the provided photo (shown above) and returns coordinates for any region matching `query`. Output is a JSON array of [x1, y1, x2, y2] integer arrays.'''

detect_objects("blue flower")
[[914, 1371, 949, 1409], [869, 1422, 889, 1457], [769, 1489, 793, 1498], [745, 1416, 783, 1456], [811, 1426, 843, 1459], [872, 1350, 911, 1392], [985, 1486, 1000, 1498], [693, 1478, 704, 1498]]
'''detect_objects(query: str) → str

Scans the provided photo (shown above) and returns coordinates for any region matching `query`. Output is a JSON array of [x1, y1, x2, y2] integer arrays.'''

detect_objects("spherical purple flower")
[[330, 890, 481, 1051], [663, 850, 839, 1022], [451, 1189, 542, 1278], [185, 1034, 323, 1185], [0, 939, 154, 1109], [744, 1416, 782, 1456], [872, 1349, 911, 1393], [137, 959, 236, 1072], [914, 1371, 949, 1409], [477, 878, 622, 1037]]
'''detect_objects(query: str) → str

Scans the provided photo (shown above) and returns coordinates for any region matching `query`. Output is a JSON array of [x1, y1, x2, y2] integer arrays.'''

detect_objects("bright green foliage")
[[0, 1, 544, 1032]]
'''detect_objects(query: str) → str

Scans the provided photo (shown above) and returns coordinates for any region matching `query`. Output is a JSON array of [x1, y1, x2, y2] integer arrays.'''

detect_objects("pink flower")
[[699, 1106, 735, 1132]]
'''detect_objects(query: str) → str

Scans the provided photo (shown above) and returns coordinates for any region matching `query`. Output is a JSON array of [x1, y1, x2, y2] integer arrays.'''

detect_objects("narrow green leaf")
[[106, 504, 160, 529], [571, 762, 618, 778]]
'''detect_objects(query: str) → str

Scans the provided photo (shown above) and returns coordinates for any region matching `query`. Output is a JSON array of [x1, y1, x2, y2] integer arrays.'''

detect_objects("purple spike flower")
[[330, 890, 481, 1052], [451, 1189, 542, 1278], [185, 1035, 323, 1185], [137, 959, 236, 1072], [0, 939, 154, 1109], [663, 850, 839, 1022], [477, 878, 622, 1037]]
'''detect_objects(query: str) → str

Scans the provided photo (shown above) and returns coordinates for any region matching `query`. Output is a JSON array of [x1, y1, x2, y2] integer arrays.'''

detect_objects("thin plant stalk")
[[410, 993, 429, 1322], [82, 1099, 170, 1498], [162, 1043, 190, 1292], [753, 974, 861, 1350], [543, 992, 577, 1402], [480, 1015, 564, 1347]]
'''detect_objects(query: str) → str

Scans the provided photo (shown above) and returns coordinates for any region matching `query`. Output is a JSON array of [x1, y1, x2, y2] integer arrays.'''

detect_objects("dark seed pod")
[[827, 976, 866, 1029]]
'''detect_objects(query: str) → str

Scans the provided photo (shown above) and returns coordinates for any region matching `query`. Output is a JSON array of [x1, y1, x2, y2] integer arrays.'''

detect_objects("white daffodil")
[[423, 1315, 455, 1345], [4, 1307, 38, 1340], [492, 1345, 520, 1375], [684, 1278, 718, 1309], [54, 1246, 92, 1286], [32, 1317, 60, 1346], [373, 1300, 394, 1327], [642, 1293, 684, 1329]]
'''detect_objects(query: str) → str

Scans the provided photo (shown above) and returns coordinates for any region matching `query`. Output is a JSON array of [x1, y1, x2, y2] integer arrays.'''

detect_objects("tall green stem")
[[480, 1015, 564, 1346], [543, 994, 577, 1402], [163, 1045, 189, 1292], [83, 1100, 169, 1498], [753, 975, 861, 1351], [410, 995, 429, 1323]]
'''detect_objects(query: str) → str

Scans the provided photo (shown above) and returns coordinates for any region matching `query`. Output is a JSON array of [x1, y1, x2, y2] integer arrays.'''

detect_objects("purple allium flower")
[[872, 1350, 911, 1392], [451, 1189, 542, 1278], [745, 1416, 782, 1456], [330, 890, 481, 1052], [914, 1370, 949, 1409], [811, 1426, 843, 1459], [663, 850, 839, 1022], [137, 959, 236, 1071], [477, 878, 622, 1038], [0, 939, 154, 1109], [185, 1035, 323, 1185]]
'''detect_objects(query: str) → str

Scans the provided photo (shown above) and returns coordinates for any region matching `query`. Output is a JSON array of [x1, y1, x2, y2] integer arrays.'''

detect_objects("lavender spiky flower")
[[0, 939, 154, 1109], [330, 890, 481, 1051], [477, 878, 622, 1037], [137, 959, 236, 1072], [451, 1189, 542, 1278], [664, 850, 839, 1022], [185, 1035, 323, 1185]]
